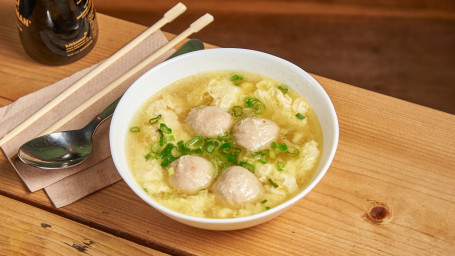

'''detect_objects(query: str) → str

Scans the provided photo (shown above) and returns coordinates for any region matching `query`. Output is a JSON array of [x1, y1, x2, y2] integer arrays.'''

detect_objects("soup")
[[126, 70, 323, 218]]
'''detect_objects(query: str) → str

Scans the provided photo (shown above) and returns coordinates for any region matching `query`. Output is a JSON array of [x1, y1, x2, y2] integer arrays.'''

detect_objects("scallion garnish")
[[227, 153, 235, 162], [268, 149, 276, 159], [168, 167, 175, 176], [253, 150, 268, 164], [205, 139, 220, 153], [159, 123, 172, 134], [245, 97, 255, 108], [268, 178, 279, 188], [149, 114, 162, 124], [222, 147, 241, 155], [265, 206, 271, 210], [166, 192, 173, 199], [278, 85, 288, 93], [244, 97, 265, 114], [286, 149, 300, 157], [231, 74, 244, 85], [240, 161, 255, 173], [185, 136, 205, 150], [159, 143, 176, 167], [218, 131, 231, 141], [296, 113, 305, 120], [272, 142, 288, 152], [177, 140, 186, 153], [220, 142, 232, 149], [277, 162, 285, 171], [143, 188, 149, 193], [232, 105, 243, 117], [130, 126, 140, 132], [261, 199, 268, 204]]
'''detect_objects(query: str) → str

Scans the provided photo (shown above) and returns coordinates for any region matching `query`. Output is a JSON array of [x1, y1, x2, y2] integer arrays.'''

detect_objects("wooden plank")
[[0, 2, 151, 101], [95, 0, 455, 115], [1, 78, 454, 255], [0, 195, 169, 255]]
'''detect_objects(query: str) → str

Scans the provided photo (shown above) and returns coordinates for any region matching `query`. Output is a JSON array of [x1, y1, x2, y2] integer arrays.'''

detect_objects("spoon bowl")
[[17, 98, 120, 169], [18, 129, 93, 169]]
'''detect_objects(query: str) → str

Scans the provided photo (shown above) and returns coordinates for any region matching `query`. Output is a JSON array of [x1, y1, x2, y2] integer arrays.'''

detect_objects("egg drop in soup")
[[126, 70, 323, 218]]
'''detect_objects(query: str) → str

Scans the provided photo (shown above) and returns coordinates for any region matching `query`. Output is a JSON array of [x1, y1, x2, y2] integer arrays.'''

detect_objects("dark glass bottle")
[[16, 0, 98, 65]]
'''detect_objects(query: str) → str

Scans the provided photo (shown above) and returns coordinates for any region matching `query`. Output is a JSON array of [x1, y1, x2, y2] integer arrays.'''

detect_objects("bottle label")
[[16, 0, 98, 61], [67, 0, 97, 56], [15, 0, 32, 32]]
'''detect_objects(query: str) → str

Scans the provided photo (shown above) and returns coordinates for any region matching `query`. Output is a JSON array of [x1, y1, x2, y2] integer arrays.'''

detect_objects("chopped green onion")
[[232, 105, 243, 117], [149, 114, 162, 124], [222, 147, 241, 155], [166, 192, 173, 199], [129, 126, 140, 132], [168, 167, 175, 176], [177, 140, 186, 153], [268, 149, 276, 159], [240, 161, 255, 173], [205, 139, 221, 153], [145, 152, 159, 160], [159, 133, 166, 146], [268, 178, 279, 188], [272, 142, 288, 152], [286, 149, 300, 157], [159, 143, 175, 158], [253, 150, 268, 164], [150, 141, 161, 153], [227, 153, 235, 162], [265, 206, 271, 210], [255, 101, 265, 114], [276, 162, 285, 171], [278, 85, 288, 93], [160, 155, 175, 167], [143, 188, 149, 193], [296, 113, 306, 120], [245, 97, 256, 108], [261, 199, 268, 204], [244, 97, 265, 114], [218, 131, 231, 141], [220, 142, 232, 149], [205, 144, 217, 153], [167, 135, 175, 141], [185, 136, 205, 150], [231, 74, 244, 85], [159, 123, 172, 134]]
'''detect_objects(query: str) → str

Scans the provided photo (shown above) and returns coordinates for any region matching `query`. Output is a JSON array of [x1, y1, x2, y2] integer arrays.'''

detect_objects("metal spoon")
[[18, 98, 120, 169], [17, 39, 204, 169]]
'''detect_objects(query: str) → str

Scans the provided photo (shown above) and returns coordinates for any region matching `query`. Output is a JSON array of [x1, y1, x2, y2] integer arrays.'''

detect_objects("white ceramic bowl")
[[110, 48, 339, 230]]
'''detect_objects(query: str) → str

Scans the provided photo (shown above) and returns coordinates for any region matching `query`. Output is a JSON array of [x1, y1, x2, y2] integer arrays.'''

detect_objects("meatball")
[[169, 155, 214, 193], [233, 117, 279, 151], [187, 106, 232, 137], [215, 166, 263, 204]]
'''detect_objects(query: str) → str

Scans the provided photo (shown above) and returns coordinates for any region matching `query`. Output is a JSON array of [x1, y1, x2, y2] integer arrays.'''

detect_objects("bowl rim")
[[110, 48, 339, 225]]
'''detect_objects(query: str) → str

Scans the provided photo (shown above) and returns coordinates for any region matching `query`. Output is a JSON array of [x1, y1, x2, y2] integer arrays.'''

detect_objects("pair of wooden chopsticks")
[[0, 3, 213, 147]]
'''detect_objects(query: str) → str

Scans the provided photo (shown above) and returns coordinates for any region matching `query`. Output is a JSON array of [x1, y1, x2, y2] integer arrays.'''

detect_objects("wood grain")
[[0, 195, 169, 256], [1, 0, 454, 255], [93, 0, 455, 114]]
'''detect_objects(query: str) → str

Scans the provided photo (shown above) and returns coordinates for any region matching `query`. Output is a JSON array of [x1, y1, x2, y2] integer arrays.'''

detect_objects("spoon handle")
[[83, 97, 121, 136]]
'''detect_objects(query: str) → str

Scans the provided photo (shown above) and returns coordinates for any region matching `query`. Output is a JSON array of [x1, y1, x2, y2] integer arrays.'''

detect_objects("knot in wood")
[[364, 202, 391, 224]]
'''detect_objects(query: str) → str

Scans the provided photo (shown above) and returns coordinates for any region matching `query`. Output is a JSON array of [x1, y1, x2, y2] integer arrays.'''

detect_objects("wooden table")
[[1, 1, 454, 255]]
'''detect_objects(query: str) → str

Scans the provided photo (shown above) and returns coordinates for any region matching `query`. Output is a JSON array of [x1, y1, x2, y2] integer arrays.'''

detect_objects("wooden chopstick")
[[0, 2, 187, 147], [40, 13, 214, 135]]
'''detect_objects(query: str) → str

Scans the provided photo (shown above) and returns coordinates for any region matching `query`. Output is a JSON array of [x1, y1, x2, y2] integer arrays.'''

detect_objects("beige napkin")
[[0, 30, 175, 208]]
